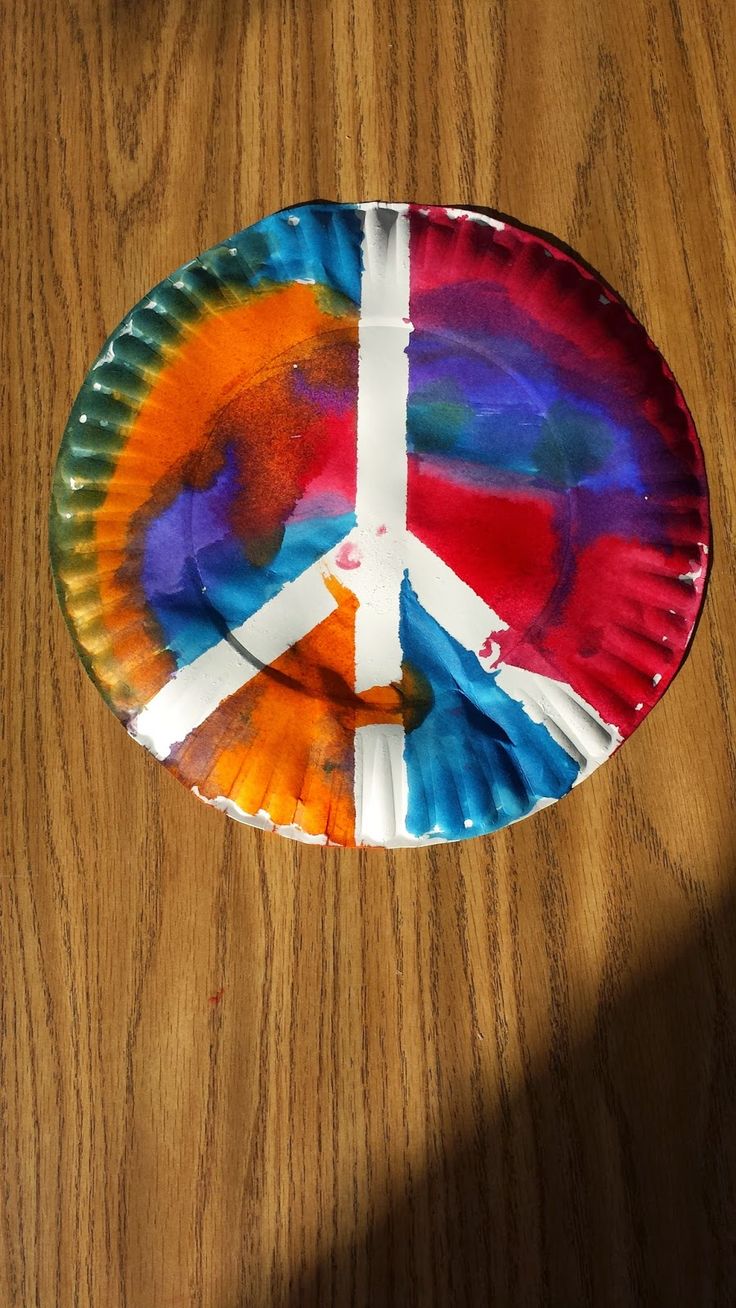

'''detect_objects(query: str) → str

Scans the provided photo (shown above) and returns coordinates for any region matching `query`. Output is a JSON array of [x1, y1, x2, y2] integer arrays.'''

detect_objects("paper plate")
[[50, 202, 710, 847]]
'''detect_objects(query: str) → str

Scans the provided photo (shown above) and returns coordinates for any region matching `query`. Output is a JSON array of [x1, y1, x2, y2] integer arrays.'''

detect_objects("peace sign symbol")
[[51, 204, 710, 846]]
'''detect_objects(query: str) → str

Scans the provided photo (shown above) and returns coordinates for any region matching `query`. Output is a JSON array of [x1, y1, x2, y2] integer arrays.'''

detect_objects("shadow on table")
[[283, 879, 736, 1307]]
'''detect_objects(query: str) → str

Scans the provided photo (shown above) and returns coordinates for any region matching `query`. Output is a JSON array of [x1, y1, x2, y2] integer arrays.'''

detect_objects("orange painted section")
[[92, 283, 358, 707], [168, 577, 409, 846]]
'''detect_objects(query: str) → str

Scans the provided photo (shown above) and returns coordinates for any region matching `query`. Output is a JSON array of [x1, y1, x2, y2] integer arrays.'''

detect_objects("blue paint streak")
[[192, 204, 365, 308], [407, 328, 646, 495], [399, 578, 579, 840]]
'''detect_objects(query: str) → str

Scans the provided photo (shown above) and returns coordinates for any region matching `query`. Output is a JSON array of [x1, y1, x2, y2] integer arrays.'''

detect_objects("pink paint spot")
[[335, 541, 361, 570], [208, 987, 225, 1006], [376, 523, 387, 536], [478, 636, 497, 660]]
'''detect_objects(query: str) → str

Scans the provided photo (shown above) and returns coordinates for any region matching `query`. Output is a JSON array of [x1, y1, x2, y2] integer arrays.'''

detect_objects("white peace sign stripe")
[[406, 533, 508, 662], [351, 202, 411, 691], [130, 540, 347, 762], [128, 204, 621, 843], [127, 521, 511, 759]]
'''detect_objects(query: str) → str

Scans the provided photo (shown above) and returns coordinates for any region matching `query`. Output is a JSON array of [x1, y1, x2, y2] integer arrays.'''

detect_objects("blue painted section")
[[406, 328, 645, 495], [184, 203, 365, 308], [399, 576, 580, 840], [142, 449, 355, 666]]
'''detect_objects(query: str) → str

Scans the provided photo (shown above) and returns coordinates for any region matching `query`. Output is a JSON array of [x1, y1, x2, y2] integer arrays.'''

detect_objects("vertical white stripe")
[[353, 724, 444, 847], [350, 205, 413, 844], [351, 203, 412, 693], [353, 725, 407, 845]]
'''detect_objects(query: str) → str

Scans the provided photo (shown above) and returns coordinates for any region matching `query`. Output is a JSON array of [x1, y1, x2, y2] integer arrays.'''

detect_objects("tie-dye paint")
[[50, 202, 710, 847]]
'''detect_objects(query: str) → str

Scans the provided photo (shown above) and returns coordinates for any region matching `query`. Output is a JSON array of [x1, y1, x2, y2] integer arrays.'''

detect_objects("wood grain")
[[2, 1, 735, 1303]]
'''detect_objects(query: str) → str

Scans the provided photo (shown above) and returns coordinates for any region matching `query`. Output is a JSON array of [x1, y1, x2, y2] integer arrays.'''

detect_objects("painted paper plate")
[[50, 202, 710, 847]]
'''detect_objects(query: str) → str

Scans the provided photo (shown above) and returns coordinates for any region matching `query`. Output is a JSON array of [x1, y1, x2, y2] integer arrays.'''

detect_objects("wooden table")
[[3, 1, 735, 1303]]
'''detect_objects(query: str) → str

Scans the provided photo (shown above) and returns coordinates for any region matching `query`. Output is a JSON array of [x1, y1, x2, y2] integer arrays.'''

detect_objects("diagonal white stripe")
[[128, 544, 349, 760], [406, 532, 509, 666], [492, 663, 621, 781]]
